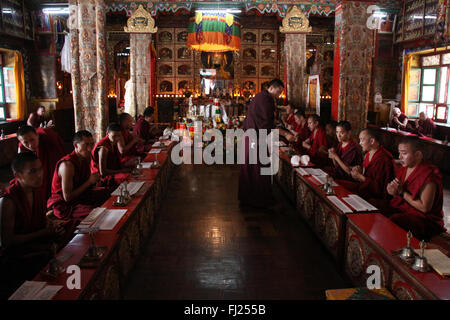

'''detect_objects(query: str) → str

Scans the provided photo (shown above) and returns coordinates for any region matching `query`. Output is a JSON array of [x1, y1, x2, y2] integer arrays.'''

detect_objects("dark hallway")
[[123, 164, 350, 299]]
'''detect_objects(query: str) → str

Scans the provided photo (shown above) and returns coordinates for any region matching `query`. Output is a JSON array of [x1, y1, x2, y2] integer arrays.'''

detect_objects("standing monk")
[[17, 125, 66, 198], [118, 112, 146, 166], [91, 123, 131, 188], [47, 131, 110, 225], [0, 153, 64, 298], [339, 127, 395, 200], [238, 78, 284, 209], [384, 137, 446, 240]]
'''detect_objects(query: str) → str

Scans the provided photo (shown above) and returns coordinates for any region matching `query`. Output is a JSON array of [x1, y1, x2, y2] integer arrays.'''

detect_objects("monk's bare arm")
[[334, 155, 351, 175], [403, 182, 437, 214], [59, 161, 98, 202], [0, 197, 51, 248], [117, 136, 140, 155], [26, 113, 37, 127], [98, 147, 130, 175]]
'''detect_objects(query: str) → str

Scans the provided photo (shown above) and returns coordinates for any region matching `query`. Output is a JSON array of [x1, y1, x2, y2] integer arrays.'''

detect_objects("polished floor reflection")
[[123, 164, 350, 299]]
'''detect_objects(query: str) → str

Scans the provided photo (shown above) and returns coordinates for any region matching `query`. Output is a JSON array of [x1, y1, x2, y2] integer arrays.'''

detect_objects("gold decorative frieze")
[[279, 5, 312, 34], [124, 5, 157, 33]]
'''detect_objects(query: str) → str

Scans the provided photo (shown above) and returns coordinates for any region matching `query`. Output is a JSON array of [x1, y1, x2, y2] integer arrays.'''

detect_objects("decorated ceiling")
[[107, 1, 337, 17]]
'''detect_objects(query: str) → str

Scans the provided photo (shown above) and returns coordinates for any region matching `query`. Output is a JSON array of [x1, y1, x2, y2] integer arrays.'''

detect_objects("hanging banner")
[[307, 75, 320, 115]]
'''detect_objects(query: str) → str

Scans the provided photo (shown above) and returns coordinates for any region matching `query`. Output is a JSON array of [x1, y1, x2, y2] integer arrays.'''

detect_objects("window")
[[0, 67, 6, 121], [406, 51, 450, 123]]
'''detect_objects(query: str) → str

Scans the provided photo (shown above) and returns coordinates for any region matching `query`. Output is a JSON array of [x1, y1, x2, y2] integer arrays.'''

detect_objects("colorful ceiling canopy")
[[106, 1, 337, 18], [187, 12, 241, 52]]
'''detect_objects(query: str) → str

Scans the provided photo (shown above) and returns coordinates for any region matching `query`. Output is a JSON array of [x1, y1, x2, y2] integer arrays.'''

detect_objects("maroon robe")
[[47, 151, 110, 221], [120, 128, 146, 165], [391, 112, 408, 129], [91, 136, 128, 187], [308, 127, 328, 158], [387, 162, 446, 240], [286, 114, 296, 127], [293, 122, 310, 153], [0, 179, 52, 292], [417, 118, 436, 138], [27, 112, 45, 128], [238, 89, 276, 208], [334, 140, 362, 179], [133, 116, 157, 145], [18, 127, 66, 198], [338, 146, 395, 200]]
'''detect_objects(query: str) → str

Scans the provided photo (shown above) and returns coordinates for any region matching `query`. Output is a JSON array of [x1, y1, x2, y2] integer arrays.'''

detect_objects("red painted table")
[[345, 213, 450, 300], [32, 141, 176, 299]]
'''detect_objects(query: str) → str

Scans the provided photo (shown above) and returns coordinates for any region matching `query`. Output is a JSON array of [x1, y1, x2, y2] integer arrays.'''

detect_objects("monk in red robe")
[[118, 113, 146, 166], [325, 121, 338, 150], [238, 79, 284, 210], [278, 103, 297, 140], [415, 111, 436, 138], [338, 127, 395, 200], [383, 137, 446, 240], [327, 120, 362, 180], [287, 110, 310, 153], [0, 152, 64, 298], [302, 114, 328, 164], [391, 107, 409, 130], [91, 123, 131, 188], [48, 130, 110, 225], [26, 106, 54, 128], [133, 107, 162, 144], [17, 125, 66, 198]]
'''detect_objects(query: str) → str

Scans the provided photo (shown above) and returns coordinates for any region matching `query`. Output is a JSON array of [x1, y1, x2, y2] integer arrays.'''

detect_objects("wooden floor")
[[123, 163, 350, 300]]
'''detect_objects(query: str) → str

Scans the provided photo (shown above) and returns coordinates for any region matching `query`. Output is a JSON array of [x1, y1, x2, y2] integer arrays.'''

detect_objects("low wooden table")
[[0, 133, 18, 167], [31, 142, 176, 299], [345, 213, 450, 300]]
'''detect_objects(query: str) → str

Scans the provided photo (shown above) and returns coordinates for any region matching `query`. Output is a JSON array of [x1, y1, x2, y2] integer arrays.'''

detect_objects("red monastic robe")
[[133, 116, 156, 144], [2, 179, 46, 236], [339, 146, 395, 200], [91, 136, 128, 187], [238, 90, 276, 208], [417, 118, 436, 138], [308, 127, 328, 158], [18, 127, 66, 198], [0, 180, 52, 294], [391, 112, 408, 129], [293, 122, 310, 153], [47, 151, 110, 221], [388, 162, 446, 239], [120, 128, 145, 166], [333, 139, 362, 180], [286, 114, 296, 127]]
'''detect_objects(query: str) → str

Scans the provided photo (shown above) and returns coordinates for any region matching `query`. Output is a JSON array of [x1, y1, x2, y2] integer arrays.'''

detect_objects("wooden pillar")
[[125, 5, 158, 118], [69, 0, 107, 140], [333, 0, 375, 133], [279, 6, 312, 107], [284, 33, 307, 107]]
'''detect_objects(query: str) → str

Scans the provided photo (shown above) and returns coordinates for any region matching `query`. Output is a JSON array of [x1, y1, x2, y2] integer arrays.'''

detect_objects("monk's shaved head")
[[399, 136, 421, 153], [107, 123, 121, 133], [17, 125, 36, 137], [73, 130, 93, 143], [12, 152, 39, 174], [361, 127, 381, 143], [119, 112, 133, 124]]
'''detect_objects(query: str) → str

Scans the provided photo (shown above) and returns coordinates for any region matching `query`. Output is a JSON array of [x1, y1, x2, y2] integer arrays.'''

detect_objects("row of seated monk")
[[0, 107, 163, 299], [389, 107, 443, 139], [277, 104, 447, 243]]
